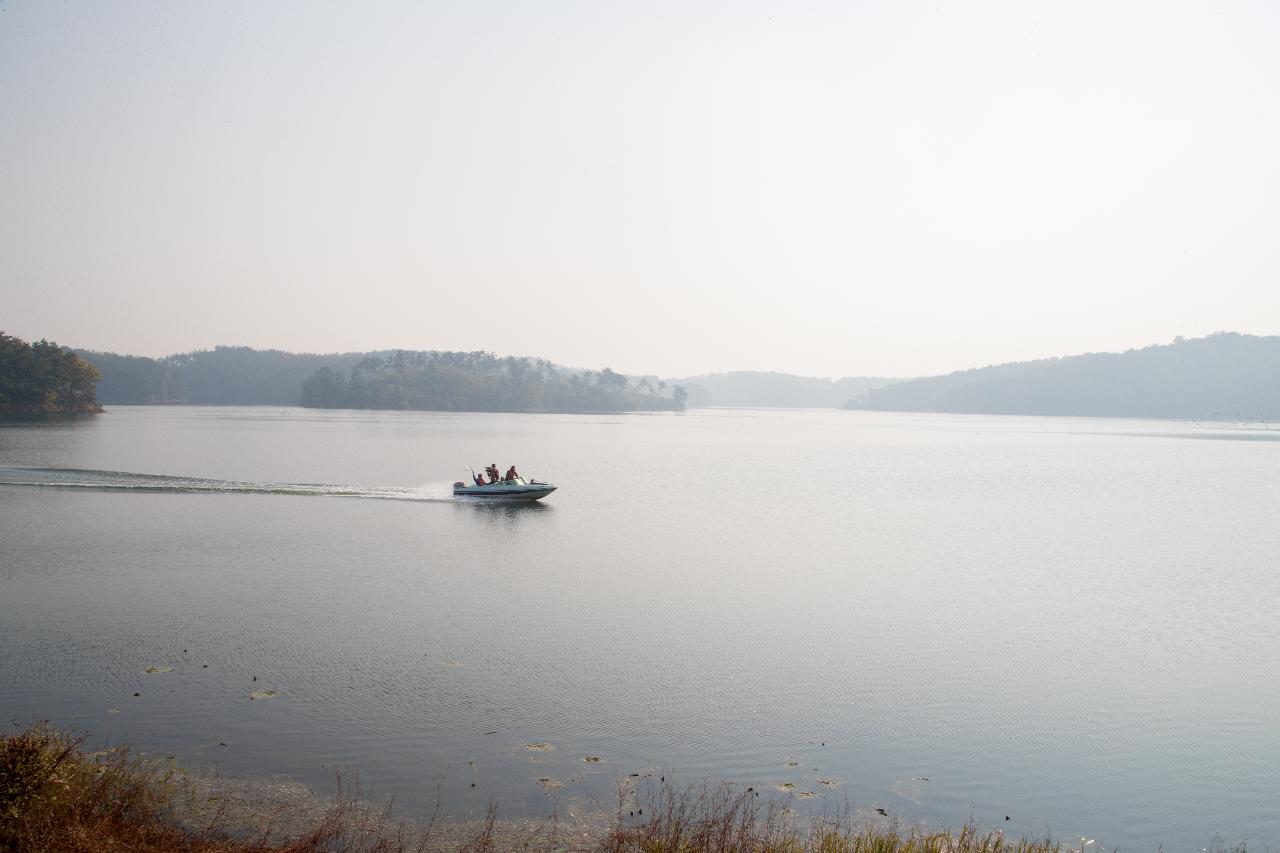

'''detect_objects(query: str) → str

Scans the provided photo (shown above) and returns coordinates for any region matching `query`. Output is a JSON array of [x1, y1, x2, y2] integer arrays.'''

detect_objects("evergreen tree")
[[0, 332, 102, 414]]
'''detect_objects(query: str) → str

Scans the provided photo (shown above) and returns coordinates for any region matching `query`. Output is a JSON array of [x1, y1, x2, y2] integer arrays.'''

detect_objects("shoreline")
[[2, 723, 1092, 853], [0, 404, 103, 417]]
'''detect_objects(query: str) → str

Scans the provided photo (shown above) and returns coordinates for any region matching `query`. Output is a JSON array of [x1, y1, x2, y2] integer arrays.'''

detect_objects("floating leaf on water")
[[249, 689, 280, 700], [816, 779, 839, 787], [797, 791, 818, 799], [441, 660, 465, 668], [523, 742, 554, 751], [536, 777, 562, 789], [143, 666, 173, 674], [583, 755, 602, 763], [775, 783, 796, 792], [786, 760, 799, 767]]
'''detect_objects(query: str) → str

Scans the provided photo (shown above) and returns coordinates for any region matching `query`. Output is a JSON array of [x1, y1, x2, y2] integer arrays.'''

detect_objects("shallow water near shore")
[[2, 406, 1278, 850]]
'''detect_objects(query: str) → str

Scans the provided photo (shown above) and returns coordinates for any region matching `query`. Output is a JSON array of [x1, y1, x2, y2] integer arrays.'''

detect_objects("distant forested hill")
[[1, 332, 102, 415], [75, 346, 687, 413], [670, 371, 899, 408], [76, 346, 368, 406], [846, 333, 1280, 420]]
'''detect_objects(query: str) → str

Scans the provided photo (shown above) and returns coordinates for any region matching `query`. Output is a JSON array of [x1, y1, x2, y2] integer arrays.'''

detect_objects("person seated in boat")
[[505, 465, 519, 482], [473, 472, 485, 486]]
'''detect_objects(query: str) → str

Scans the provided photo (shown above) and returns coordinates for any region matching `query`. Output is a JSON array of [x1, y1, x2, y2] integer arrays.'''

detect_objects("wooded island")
[[0, 332, 102, 415]]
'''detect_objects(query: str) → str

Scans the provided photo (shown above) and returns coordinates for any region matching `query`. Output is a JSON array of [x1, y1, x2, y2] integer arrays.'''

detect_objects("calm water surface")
[[2, 406, 1278, 851]]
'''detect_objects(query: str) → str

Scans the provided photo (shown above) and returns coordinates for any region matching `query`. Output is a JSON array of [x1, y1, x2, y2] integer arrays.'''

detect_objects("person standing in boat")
[[487, 463, 499, 484]]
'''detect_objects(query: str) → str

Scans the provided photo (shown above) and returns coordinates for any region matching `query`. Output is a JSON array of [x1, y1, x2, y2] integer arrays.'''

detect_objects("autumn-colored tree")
[[0, 332, 102, 414]]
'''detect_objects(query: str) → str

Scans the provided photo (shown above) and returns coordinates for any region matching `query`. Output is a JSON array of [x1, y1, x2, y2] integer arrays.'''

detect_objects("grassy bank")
[[2, 723, 1076, 853]]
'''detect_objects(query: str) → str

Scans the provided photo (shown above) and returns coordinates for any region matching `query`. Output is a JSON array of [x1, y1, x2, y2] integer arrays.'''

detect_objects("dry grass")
[[2, 723, 1110, 853], [0, 723, 434, 853], [1, 722, 212, 852], [593, 781, 1065, 853]]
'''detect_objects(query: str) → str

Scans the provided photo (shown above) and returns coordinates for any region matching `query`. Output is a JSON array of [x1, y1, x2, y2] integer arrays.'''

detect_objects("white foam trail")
[[0, 467, 459, 503]]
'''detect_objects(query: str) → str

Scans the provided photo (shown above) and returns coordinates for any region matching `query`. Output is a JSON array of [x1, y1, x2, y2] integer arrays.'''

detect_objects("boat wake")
[[0, 467, 457, 503]]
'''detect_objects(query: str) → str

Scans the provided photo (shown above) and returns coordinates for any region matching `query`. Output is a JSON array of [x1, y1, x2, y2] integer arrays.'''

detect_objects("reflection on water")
[[1, 405, 1278, 852], [455, 500, 554, 526]]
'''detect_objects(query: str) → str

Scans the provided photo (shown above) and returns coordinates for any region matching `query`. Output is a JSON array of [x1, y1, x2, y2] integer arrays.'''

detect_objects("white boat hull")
[[452, 480, 557, 501]]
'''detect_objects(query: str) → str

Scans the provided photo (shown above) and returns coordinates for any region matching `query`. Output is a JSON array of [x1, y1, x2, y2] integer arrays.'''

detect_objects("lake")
[[2, 406, 1278, 850]]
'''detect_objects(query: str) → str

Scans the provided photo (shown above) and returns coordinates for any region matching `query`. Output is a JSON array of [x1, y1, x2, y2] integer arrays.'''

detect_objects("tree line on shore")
[[73, 345, 687, 413], [75, 346, 362, 407], [23, 331, 1280, 420], [301, 350, 687, 412], [0, 332, 102, 415]]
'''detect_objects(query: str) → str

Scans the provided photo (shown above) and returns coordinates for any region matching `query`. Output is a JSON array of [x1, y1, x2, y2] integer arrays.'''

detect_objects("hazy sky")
[[3, 1, 1278, 378]]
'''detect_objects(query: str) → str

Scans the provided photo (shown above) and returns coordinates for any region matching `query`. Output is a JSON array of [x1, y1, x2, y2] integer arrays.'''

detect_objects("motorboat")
[[452, 475, 557, 501]]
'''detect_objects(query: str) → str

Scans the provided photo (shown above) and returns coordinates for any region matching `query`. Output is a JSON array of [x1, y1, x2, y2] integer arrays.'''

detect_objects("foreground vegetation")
[[0, 332, 101, 415], [0, 724, 1099, 853]]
